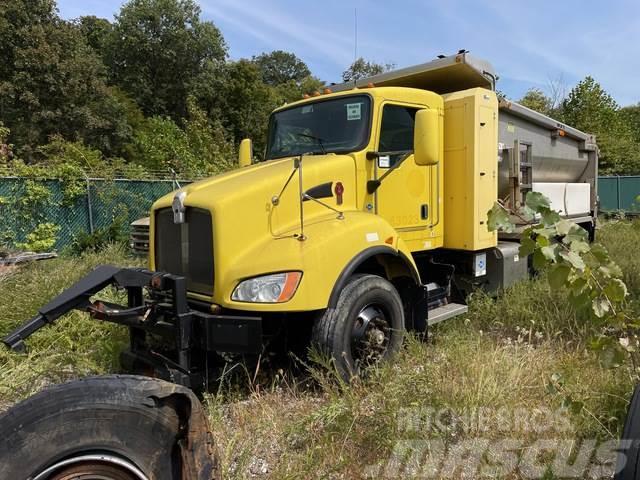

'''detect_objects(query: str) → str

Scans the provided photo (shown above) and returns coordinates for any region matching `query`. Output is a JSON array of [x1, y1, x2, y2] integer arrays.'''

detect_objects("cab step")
[[427, 302, 468, 326]]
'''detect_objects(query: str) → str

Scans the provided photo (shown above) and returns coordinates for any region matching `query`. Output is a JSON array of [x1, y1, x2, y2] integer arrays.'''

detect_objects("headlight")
[[231, 272, 302, 303]]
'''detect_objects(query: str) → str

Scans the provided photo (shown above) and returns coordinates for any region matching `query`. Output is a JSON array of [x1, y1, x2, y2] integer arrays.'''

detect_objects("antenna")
[[354, 8, 358, 63]]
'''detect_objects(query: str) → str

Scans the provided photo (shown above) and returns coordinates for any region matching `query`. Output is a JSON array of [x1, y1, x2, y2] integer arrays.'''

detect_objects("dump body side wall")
[[497, 104, 598, 215]]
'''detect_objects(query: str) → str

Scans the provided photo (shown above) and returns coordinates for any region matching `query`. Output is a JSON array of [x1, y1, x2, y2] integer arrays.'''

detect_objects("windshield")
[[265, 95, 371, 160]]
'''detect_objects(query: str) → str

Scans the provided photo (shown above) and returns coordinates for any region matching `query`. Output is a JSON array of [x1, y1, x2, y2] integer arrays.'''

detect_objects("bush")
[[70, 214, 128, 254]]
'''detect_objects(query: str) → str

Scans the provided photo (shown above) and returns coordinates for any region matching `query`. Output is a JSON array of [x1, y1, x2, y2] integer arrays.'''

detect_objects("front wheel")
[[312, 274, 405, 380]]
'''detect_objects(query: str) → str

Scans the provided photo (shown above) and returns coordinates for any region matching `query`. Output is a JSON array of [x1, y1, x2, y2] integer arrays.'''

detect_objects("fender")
[[328, 245, 421, 308]]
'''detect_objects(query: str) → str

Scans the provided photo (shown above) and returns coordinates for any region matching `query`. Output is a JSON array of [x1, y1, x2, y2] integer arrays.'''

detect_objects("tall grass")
[[0, 245, 137, 405]]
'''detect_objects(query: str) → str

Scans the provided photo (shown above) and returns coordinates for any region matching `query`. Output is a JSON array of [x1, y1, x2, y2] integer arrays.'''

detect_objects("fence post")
[[617, 176, 622, 211], [84, 172, 94, 234]]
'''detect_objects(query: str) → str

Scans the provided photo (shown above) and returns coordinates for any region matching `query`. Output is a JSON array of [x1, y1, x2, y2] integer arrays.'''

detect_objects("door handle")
[[421, 204, 429, 220]]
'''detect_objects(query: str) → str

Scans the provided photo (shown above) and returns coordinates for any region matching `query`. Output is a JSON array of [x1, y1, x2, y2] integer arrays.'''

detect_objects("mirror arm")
[[366, 151, 413, 194]]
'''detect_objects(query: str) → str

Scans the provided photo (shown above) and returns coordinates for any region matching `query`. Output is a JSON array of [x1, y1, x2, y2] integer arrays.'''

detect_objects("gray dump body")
[[331, 52, 598, 221], [498, 99, 598, 219]]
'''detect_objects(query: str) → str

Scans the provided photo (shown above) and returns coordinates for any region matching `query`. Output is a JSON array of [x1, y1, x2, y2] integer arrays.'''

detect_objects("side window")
[[378, 105, 417, 166]]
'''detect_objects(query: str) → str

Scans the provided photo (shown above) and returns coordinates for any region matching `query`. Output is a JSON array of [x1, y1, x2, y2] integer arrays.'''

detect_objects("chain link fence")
[[0, 176, 191, 251]]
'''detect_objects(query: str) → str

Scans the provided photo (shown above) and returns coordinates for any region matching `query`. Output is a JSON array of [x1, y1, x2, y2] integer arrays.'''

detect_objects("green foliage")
[[214, 59, 280, 154], [106, 0, 227, 118], [620, 104, 640, 145], [16, 223, 60, 252], [560, 76, 639, 175], [519, 88, 552, 116], [487, 193, 640, 386], [0, 245, 136, 401], [133, 99, 235, 176], [341, 57, 393, 83], [519, 79, 640, 176], [70, 214, 128, 254], [0, 0, 132, 159], [0, 122, 12, 163], [75, 15, 112, 58], [252, 50, 311, 86]]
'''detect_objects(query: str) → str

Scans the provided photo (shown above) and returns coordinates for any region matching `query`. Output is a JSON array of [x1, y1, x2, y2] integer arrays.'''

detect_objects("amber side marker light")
[[279, 272, 302, 302]]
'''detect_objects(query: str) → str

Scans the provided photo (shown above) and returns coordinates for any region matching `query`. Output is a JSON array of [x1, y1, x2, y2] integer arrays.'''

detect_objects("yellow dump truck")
[[4, 52, 598, 387]]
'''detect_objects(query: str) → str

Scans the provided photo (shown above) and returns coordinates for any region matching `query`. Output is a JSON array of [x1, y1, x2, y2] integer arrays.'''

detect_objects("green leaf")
[[569, 240, 590, 254], [520, 206, 536, 222], [532, 249, 548, 270], [569, 289, 590, 310], [599, 262, 623, 278], [548, 264, 571, 289], [592, 296, 611, 318], [559, 250, 586, 270], [525, 191, 551, 212], [519, 236, 536, 257], [536, 235, 550, 247], [564, 224, 589, 244], [590, 244, 609, 263], [540, 208, 561, 226], [604, 278, 628, 302], [487, 203, 514, 233], [541, 245, 558, 262], [556, 219, 573, 236], [569, 277, 588, 296], [534, 226, 556, 239]]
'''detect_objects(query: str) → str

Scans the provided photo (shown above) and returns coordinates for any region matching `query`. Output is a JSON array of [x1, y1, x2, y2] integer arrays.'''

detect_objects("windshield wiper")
[[295, 132, 326, 155]]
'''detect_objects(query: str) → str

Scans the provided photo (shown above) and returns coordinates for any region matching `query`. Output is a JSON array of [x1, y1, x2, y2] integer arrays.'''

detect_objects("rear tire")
[[0, 375, 220, 480], [312, 274, 405, 380]]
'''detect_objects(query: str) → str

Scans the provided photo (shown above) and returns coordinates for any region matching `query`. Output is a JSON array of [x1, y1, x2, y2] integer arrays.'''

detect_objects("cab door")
[[374, 103, 430, 234]]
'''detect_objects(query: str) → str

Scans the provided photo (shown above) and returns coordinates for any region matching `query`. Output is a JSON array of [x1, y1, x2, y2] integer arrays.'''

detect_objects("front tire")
[[312, 274, 405, 380], [0, 375, 220, 480]]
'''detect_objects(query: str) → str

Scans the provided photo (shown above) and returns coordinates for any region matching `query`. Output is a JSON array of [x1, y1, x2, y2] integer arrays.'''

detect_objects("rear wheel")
[[312, 274, 405, 380], [0, 375, 220, 480]]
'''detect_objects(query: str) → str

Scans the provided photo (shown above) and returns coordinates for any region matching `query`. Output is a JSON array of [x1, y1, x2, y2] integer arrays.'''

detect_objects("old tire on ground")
[[312, 274, 405, 380], [0, 375, 219, 480], [616, 384, 640, 479]]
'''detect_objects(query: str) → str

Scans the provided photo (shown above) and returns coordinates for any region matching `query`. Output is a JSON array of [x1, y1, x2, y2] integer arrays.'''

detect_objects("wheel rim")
[[33, 454, 148, 480], [350, 303, 391, 367]]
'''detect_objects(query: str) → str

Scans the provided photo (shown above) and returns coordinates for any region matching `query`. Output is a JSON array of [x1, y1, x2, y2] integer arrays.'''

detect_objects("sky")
[[57, 0, 640, 106]]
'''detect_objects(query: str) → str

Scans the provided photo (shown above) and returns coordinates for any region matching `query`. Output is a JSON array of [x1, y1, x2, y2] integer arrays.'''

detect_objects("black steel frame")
[[3, 265, 262, 388]]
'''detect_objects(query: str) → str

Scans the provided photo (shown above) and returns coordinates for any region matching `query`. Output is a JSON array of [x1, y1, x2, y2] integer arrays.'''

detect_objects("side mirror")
[[414, 109, 440, 166], [238, 138, 253, 167]]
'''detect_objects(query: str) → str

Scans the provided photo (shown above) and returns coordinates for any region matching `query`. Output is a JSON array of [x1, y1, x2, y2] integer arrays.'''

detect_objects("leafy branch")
[[488, 193, 636, 374]]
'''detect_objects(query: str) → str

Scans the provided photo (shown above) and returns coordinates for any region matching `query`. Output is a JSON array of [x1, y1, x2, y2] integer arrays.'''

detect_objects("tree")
[[216, 60, 278, 154], [75, 15, 112, 59], [252, 50, 311, 86], [132, 99, 235, 176], [0, 0, 130, 159], [561, 76, 639, 174], [620, 104, 640, 145], [106, 0, 227, 119], [519, 88, 552, 115], [342, 57, 393, 83]]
